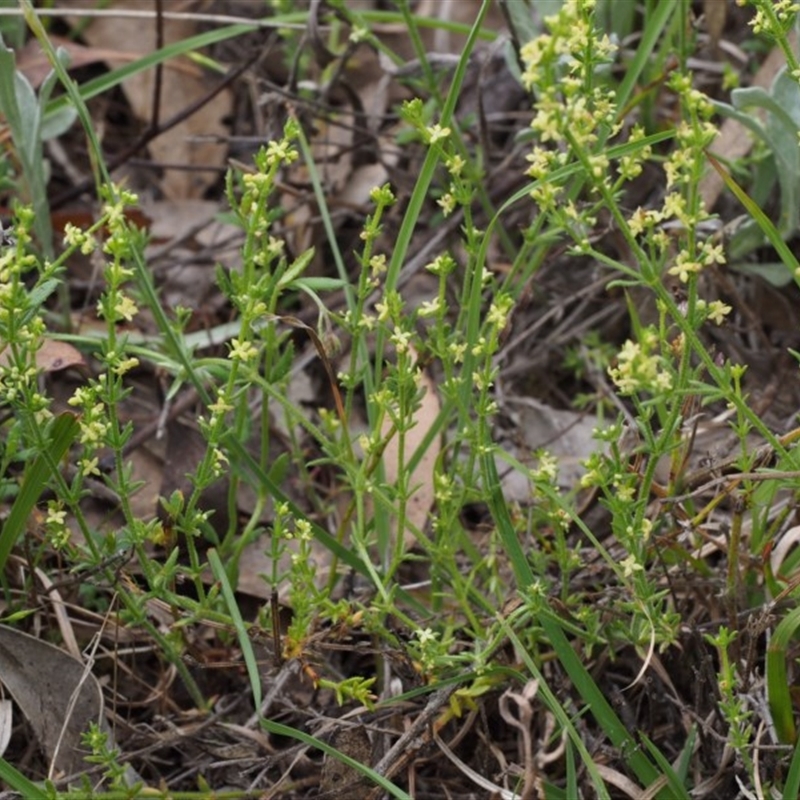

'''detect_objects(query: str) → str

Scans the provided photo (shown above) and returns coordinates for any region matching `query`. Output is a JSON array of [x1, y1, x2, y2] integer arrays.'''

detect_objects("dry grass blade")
[[432, 727, 519, 800]]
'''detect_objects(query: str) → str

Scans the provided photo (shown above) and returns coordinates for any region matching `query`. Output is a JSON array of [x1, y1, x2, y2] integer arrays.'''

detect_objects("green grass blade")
[[0, 412, 79, 573], [293, 126, 355, 314], [782, 732, 800, 798], [675, 724, 696, 785], [614, 0, 678, 116], [21, 0, 111, 192], [767, 605, 800, 743], [640, 733, 691, 799], [536, 609, 665, 793], [501, 619, 613, 800], [208, 548, 262, 712], [706, 151, 800, 281], [124, 224, 410, 604], [384, 0, 491, 297], [260, 717, 411, 799], [565, 740, 578, 800], [486, 453, 665, 792], [39, 17, 304, 116], [0, 758, 48, 799], [0, 33, 53, 255]]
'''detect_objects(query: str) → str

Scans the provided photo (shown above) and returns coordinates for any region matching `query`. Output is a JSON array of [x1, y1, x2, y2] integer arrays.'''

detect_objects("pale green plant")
[[2, 0, 800, 797]]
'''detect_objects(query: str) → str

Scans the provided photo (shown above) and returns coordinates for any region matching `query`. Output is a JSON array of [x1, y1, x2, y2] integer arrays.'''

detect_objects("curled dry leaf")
[[770, 524, 800, 584], [593, 763, 647, 800]]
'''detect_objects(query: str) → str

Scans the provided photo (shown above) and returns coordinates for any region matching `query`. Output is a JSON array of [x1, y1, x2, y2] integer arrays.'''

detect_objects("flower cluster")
[[95, 190, 141, 332], [608, 328, 673, 396], [743, 0, 799, 37], [519, 0, 623, 214], [0, 210, 53, 420], [401, 99, 476, 218]]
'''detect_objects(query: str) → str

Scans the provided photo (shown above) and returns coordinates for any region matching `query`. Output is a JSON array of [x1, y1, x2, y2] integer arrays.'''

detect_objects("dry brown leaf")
[[593, 763, 646, 800], [0, 625, 104, 778], [381, 348, 441, 550], [338, 162, 390, 209], [500, 396, 597, 497], [0, 338, 85, 373], [57, 0, 231, 199], [142, 198, 241, 308]]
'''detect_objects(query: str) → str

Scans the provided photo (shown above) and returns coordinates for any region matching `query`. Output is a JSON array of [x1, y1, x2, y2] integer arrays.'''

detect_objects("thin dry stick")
[[365, 684, 456, 796]]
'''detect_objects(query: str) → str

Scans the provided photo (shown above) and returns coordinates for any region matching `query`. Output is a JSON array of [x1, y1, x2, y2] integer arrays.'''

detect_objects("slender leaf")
[[260, 717, 411, 800], [767, 605, 800, 743], [640, 733, 691, 799], [208, 548, 262, 712], [0, 413, 79, 573], [782, 733, 800, 799], [706, 152, 800, 281], [486, 454, 669, 794], [0, 757, 48, 799]]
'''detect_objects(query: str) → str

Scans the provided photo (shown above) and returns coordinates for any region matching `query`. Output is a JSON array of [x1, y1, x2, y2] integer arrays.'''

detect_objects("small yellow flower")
[[391, 329, 413, 354], [661, 192, 686, 221], [620, 553, 643, 578], [425, 124, 451, 144], [80, 456, 100, 477], [113, 356, 139, 376], [437, 192, 456, 217], [447, 154, 465, 177], [46, 504, 67, 528], [628, 210, 645, 236], [609, 334, 672, 395], [266, 236, 285, 258], [667, 251, 703, 283], [369, 254, 387, 276], [615, 484, 635, 502], [417, 298, 441, 318], [295, 519, 312, 541], [701, 241, 726, 266], [533, 451, 558, 482], [229, 338, 258, 362], [707, 301, 732, 325], [448, 341, 466, 363], [265, 140, 297, 166], [209, 396, 233, 415], [110, 294, 138, 323]]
